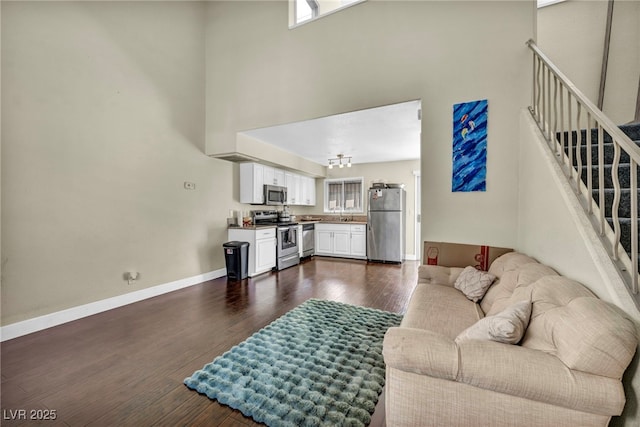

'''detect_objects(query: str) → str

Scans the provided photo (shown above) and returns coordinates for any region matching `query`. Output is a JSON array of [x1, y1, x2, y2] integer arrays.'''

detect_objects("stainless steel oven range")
[[276, 224, 300, 270], [252, 210, 300, 271]]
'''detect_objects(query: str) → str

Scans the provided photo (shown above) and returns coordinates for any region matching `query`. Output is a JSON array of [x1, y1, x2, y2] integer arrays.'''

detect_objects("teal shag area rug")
[[184, 299, 403, 427]]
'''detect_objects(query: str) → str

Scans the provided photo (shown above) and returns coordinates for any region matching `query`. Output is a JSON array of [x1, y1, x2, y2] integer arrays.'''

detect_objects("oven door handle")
[[280, 254, 299, 262]]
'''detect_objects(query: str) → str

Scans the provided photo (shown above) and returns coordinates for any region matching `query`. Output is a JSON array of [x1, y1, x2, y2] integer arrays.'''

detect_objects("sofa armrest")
[[383, 327, 458, 381], [457, 340, 626, 416], [418, 265, 464, 287]]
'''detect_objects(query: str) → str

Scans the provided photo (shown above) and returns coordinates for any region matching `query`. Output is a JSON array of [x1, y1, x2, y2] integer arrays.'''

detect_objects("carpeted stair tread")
[[619, 123, 640, 141], [558, 123, 640, 147], [606, 217, 640, 255], [565, 140, 640, 165], [592, 188, 640, 218], [579, 163, 639, 190]]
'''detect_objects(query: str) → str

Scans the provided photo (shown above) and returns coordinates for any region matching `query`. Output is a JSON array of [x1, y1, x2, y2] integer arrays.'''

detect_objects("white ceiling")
[[239, 100, 422, 166]]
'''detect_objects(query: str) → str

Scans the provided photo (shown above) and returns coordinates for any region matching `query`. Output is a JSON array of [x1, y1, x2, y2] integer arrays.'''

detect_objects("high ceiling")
[[239, 100, 422, 167]]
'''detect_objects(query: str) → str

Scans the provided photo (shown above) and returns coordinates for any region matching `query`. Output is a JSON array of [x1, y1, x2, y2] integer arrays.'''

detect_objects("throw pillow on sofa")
[[454, 266, 497, 303], [455, 300, 532, 345]]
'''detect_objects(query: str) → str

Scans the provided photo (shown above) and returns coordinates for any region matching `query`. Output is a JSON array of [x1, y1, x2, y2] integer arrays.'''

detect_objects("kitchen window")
[[324, 177, 364, 213]]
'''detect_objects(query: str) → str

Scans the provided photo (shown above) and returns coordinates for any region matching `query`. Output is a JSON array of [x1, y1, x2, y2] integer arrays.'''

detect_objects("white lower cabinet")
[[350, 225, 367, 258], [316, 228, 334, 254], [333, 229, 351, 256], [228, 227, 276, 277], [314, 223, 366, 260]]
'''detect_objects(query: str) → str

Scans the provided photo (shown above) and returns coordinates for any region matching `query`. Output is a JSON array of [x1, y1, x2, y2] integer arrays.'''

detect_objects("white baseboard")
[[404, 254, 418, 261], [0, 268, 227, 342]]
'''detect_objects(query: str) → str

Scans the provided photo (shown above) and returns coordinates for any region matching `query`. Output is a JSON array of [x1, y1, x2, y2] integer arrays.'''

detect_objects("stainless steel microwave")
[[264, 184, 287, 206]]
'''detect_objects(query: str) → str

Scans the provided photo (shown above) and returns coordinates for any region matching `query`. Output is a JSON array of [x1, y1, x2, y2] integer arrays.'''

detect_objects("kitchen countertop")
[[298, 215, 367, 225], [228, 219, 368, 229], [228, 224, 276, 230], [315, 220, 368, 225], [298, 219, 367, 225]]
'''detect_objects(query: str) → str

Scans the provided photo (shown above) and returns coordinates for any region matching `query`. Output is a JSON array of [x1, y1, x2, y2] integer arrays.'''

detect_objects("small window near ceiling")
[[538, 0, 567, 8], [324, 178, 364, 213], [296, 0, 317, 24], [291, 0, 365, 27]]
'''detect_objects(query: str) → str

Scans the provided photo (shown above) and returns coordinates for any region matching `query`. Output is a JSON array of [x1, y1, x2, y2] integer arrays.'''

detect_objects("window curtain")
[[325, 178, 363, 212], [327, 182, 342, 212], [343, 180, 362, 211]]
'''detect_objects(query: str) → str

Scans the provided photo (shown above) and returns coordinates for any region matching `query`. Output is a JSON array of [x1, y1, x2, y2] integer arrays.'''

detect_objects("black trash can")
[[223, 241, 249, 281]]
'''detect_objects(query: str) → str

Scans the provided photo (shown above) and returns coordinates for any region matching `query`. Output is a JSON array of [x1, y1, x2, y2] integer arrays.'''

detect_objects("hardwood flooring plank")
[[156, 393, 226, 426], [1, 258, 419, 426], [86, 377, 179, 426]]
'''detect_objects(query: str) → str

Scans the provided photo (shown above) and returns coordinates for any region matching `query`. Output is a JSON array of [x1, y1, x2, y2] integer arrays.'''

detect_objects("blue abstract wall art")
[[452, 99, 488, 192]]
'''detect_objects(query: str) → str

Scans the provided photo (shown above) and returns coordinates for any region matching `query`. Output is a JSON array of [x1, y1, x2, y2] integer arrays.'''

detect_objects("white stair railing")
[[527, 39, 640, 299]]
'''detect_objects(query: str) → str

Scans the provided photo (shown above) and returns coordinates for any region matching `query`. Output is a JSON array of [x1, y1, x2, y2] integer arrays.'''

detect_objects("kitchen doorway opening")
[[237, 99, 422, 261]]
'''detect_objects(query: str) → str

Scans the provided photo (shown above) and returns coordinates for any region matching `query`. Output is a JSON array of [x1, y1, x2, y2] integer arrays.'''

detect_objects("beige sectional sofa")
[[383, 252, 638, 426]]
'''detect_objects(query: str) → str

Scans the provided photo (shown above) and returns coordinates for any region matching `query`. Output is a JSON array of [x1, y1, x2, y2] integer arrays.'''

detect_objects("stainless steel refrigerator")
[[367, 187, 406, 263]]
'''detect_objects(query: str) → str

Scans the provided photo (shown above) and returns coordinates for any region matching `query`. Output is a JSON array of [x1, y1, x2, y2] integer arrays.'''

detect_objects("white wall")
[[538, 0, 640, 124], [206, 0, 535, 253], [1, 2, 240, 326]]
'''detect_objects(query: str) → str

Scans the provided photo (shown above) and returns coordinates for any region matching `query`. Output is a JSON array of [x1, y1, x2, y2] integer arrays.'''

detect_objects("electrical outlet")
[[184, 181, 196, 190], [124, 272, 140, 285]]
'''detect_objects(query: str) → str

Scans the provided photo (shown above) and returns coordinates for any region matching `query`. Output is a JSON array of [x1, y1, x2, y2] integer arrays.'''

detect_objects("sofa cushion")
[[455, 300, 532, 345], [456, 340, 628, 416], [487, 252, 539, 278], [402, 282, 483, 339], [478, 252, 540, 316], [454, 266, 496, 302], [482, 262, 558, 316], [383, 328, 459, 380], [518, 276, 638, 379], [417, 264, 464, 287]]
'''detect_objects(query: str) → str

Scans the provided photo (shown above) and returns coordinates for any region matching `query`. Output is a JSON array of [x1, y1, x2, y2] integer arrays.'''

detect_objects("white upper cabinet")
[[263, 166, 285, 187], [285, 172, 301, 205], [274, 169, 285, 186], [240, 163, 265, 204], [300, 176, 316, 206], [263, 166, 275, 186], [240, 163, 315, 206]]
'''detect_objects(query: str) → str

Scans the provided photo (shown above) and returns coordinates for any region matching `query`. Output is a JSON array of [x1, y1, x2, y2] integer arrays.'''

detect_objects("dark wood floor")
[[1, 257, 418, 426]]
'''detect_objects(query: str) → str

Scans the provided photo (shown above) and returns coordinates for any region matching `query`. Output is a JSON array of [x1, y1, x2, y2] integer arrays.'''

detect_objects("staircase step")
[[558, 123, 640, 147], [606, 217, 640, 255], [565, 140, 640, 165], [619, 123, 640, 141], [580, 163, 640, 190], [593, 188, 640, 218]]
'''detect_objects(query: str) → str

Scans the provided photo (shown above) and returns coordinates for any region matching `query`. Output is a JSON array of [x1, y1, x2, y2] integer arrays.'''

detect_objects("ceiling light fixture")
[[328, 154, 352, 169]]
